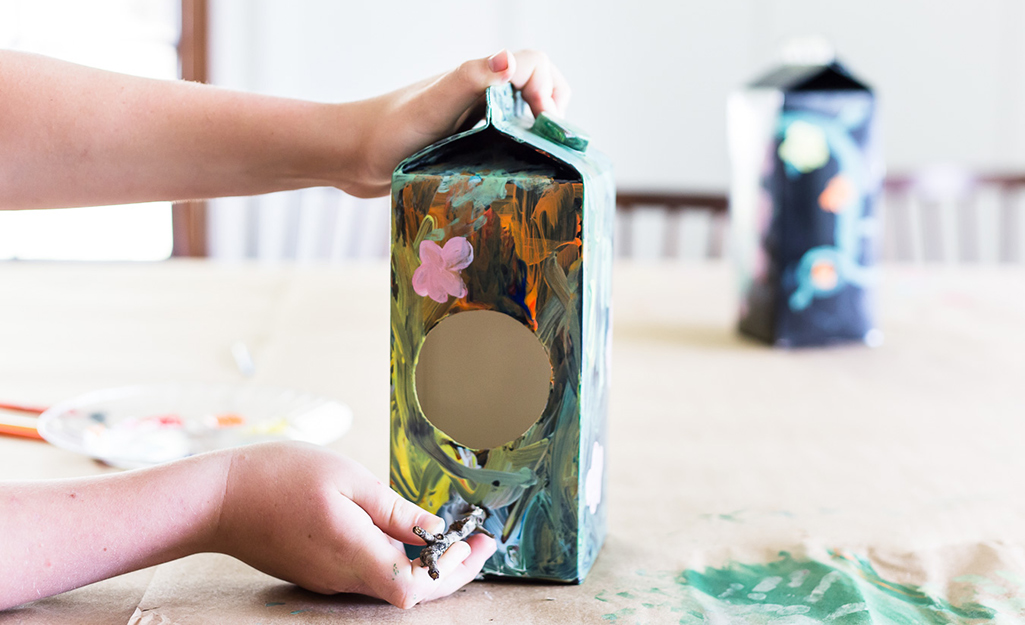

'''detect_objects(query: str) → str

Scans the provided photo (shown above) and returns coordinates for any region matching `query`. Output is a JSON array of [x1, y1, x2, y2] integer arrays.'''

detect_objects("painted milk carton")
[[390, 84, 614, 582], [728, 60, 883, 347]]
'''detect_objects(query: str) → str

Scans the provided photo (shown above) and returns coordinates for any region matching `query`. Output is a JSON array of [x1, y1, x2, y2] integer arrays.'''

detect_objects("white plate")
[[37, 383, 353, 468]]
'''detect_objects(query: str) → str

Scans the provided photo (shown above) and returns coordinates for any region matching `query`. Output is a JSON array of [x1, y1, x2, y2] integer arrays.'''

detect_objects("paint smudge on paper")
[[593, 551, 1002, 624]]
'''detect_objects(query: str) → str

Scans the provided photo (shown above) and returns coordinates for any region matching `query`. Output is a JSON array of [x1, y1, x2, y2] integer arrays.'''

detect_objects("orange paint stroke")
[[810, 260, 839, 290], [819, 174, 855, 213]]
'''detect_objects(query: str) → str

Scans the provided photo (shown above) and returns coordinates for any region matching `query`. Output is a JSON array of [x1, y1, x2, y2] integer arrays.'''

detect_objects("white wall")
[[206, 0, 1025, 259], [210, 0, 1025, 189]]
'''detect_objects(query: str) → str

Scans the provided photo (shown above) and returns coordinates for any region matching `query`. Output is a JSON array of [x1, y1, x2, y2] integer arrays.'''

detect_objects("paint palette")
[[37, 383, 353, 468]]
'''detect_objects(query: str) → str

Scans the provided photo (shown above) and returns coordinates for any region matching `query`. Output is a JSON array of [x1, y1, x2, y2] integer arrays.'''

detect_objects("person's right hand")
[[212, 441, 496, 608], [345, 49, 571, 198]]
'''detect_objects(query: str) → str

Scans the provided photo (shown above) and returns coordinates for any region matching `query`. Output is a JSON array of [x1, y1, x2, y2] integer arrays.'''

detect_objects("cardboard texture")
[[389, 85, 615, 582], [4, 262, 1025, 623], [728, 61, 883, 347]]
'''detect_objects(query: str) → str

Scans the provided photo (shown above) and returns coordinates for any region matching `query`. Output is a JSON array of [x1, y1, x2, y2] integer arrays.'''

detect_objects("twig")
[[412, 504, 493, 580]]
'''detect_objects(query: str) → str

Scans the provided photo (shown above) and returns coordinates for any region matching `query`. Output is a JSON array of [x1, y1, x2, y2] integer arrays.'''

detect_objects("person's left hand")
[[211, 441, 496, 609]]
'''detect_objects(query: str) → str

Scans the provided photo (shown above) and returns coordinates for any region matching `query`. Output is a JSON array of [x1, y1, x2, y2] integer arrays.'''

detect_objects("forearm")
[[0, 51, 362, 209], [0, 450, 232, 610]]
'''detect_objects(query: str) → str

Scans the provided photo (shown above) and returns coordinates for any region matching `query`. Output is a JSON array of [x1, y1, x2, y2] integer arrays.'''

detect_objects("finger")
[[550, 65, 571, 116], [423, 534, 497, 602], [338, 462, 444, 544], [363, 539, 474, 609], [388, 536, 405, 553], [453, 94, 488, 133], [511, 50, 558, 117], [326, 497, 423, 597], [414, 49, 516, 134], [402, 540, 475, 608]]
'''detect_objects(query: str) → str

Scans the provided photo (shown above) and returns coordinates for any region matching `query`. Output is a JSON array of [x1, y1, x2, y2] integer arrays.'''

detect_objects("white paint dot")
[[864, 328, 884, 348]]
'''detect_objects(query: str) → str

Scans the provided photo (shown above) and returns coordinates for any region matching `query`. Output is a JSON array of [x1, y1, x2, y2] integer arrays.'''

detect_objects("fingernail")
[[450, 541, 472, 560], [424, 515, 446, 534], [487, 49, 509, 73]]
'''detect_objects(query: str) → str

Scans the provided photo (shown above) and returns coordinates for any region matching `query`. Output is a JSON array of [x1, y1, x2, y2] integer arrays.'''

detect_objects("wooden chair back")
[[198, 173, 1025, 263]]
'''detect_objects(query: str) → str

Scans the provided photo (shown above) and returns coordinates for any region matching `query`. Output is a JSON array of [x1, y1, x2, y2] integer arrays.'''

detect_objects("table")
[[1, 260, 1023, 624]]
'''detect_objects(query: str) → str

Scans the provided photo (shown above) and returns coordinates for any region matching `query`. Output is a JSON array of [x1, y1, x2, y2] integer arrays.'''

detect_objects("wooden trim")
[[620, 173, 1025, 211], [616, 174, 1025, 262], [178, 0, 208, 83], [616, 190, 729, 213], [172, 0, 209, 257], [170, 202, 207, 257]]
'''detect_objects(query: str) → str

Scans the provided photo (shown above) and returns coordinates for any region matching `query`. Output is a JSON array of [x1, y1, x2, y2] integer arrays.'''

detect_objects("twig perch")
[[413, 504, 493, 580]]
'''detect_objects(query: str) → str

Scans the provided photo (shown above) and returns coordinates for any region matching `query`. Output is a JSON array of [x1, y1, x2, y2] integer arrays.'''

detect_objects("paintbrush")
[[0, 402, 47, 441], [0, 402, 48, 415]]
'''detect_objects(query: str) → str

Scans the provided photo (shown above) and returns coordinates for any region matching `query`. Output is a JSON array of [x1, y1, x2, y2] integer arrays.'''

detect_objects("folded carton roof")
[[748, 61, 870, 92]]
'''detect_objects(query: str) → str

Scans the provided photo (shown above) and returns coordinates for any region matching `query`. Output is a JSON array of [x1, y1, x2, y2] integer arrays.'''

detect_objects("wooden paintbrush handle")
[[0, 402, 47, 415]]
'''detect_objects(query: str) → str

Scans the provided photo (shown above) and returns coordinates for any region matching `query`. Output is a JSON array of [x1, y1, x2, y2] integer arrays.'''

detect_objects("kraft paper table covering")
[[0, 261, 1022, 624]]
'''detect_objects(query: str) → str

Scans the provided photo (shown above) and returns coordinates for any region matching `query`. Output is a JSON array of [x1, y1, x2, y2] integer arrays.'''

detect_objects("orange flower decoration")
[[819, 174, 855, 213]]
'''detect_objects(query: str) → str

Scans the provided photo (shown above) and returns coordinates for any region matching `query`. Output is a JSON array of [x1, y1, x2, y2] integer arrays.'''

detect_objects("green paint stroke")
[[681, 551, 995, 624], [597, 552, 999, 624]]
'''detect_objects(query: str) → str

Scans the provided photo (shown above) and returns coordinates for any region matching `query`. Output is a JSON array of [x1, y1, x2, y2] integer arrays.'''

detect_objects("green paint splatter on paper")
[[602, 607, 635, 621], [595, 551, 999, 624], [698, 510, 745, 523], [682, 551, 994, 623]]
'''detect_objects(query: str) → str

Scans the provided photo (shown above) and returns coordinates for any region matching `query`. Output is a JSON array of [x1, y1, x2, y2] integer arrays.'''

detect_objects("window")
[[0, 0, 180, 260]]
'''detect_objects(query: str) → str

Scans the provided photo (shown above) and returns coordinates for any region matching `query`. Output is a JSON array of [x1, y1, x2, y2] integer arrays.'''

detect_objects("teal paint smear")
[[700, 510, 745, 523], [682, 552, 994, 624], [440, 174, 508, 212], [602, 607, 635, 621], [593, 552, 1001, 625]]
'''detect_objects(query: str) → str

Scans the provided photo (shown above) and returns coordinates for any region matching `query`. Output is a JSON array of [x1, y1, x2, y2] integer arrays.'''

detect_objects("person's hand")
[[211, 441, 496, 608], [346, 49, 571, 198], [0, 49, 566, 209]]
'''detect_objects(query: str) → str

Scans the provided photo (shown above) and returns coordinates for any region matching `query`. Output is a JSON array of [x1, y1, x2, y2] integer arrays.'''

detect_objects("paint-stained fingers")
[[421, 534, 497, 602], [361, 541, 475, 609], [340, 464, 444, 544]]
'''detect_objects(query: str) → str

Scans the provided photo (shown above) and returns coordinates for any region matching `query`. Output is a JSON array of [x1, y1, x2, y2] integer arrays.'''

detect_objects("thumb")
[[348, 475, 446, 544], [441, 49, 516, 106], [416, 50, 516, 131]]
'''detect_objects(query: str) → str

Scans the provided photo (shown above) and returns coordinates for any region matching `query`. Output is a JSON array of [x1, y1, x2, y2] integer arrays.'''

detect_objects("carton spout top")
[[486, 84, 591, 152]]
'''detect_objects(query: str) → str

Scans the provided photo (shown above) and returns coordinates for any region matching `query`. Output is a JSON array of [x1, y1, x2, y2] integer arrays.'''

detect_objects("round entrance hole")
[[414, 310, 553, 450]]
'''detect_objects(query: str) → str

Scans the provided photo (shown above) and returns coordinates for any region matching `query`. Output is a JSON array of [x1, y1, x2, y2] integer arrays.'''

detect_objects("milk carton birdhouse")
[[728, 60, 883, 347], [390, 85, 613, 582]]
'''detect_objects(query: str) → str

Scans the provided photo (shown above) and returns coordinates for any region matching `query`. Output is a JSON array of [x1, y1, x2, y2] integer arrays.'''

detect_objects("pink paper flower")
[[412, 238, 474, 303]]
